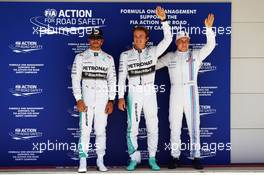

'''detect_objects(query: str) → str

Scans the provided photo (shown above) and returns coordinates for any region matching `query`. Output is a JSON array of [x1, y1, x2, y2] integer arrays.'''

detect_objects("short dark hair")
[[133, 26, 149, 38], [89, 28, 103, 40]]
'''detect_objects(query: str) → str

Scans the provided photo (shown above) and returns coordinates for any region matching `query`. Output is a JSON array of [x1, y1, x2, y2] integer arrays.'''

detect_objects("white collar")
[[175, 49, 190, 55], [133, 47, 147, 54], [88, 48, 102, 53]]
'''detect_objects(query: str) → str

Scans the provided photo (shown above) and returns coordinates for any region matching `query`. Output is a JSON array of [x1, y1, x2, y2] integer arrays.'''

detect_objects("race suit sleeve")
[[197, 27, 216, 62], [154, 21, 173, 57], [107, 57, 117, 101], [156, 52, 171, 70], [118, 52, 128, 99], [71, 54, 83, 102]]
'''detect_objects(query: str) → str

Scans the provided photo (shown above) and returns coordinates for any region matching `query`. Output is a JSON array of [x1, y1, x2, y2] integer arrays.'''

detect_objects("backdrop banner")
[[0, 2, 231, 166]]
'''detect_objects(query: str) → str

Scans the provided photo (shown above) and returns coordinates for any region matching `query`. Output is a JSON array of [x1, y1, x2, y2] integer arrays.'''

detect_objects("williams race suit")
[[156, 27, 216, 158]]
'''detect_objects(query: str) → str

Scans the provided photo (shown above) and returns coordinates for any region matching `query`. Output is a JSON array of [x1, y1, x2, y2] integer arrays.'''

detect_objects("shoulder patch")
[[107, 55, 112, 59], [122, 49, 133, 55], [78, 51, 87, 57], [101, 51, 112, 59]]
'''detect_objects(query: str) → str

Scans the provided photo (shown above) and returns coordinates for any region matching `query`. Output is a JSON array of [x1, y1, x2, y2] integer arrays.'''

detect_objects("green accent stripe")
[[78, 112, 87, 158], [127, 94, 136, 155]]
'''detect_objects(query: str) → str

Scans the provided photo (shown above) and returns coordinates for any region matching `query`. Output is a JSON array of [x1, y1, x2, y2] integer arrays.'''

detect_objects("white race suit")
[[71, 49, 116, 158], [156, 27, 216, 158], [118, 21, 172, 160]]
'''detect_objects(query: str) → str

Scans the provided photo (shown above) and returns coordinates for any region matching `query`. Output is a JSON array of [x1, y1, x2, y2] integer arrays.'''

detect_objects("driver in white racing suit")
[[156, 14, 216, 170], [71, 29, 116, 173], [118, 6, 172, 171]]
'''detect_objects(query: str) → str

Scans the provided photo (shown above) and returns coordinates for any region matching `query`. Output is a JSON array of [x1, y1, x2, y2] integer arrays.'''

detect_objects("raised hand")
[[156, 6, 166, 21], [204, 13, 214, 28]]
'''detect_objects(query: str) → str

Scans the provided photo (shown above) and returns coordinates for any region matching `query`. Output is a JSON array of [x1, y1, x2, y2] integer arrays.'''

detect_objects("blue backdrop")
[[0, 2, 231, 167]]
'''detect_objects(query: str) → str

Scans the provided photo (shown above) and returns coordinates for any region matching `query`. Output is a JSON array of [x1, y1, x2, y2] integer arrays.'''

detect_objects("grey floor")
[[1, 167, 264, 174]]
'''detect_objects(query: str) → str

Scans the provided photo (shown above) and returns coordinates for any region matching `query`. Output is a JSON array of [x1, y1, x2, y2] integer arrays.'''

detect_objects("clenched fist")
[[77, 100, 87, 112], [105, 101, 114, 115], [118, 98, 126, 111]]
